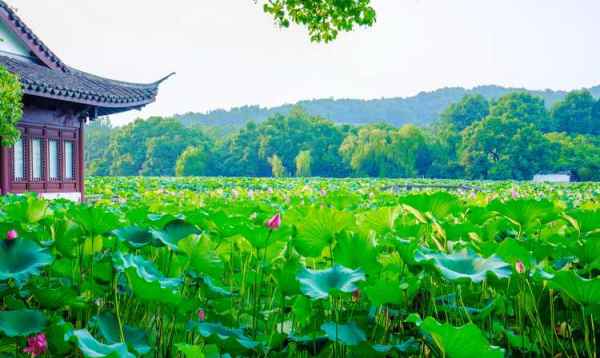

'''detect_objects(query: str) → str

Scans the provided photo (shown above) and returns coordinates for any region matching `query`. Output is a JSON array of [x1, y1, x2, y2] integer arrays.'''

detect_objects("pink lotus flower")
[[23, 333, 47, 357], [197, 309, 206, 321], [511, 187, 519, 199], [6, 230, 17, 241], [515, 261, 526, 274], [266, 213, 282, 230], [320, 189, 327, 196]]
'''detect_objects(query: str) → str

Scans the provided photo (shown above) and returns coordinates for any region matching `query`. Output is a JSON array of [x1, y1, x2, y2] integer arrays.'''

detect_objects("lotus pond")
[[1, 177, 600, 357]]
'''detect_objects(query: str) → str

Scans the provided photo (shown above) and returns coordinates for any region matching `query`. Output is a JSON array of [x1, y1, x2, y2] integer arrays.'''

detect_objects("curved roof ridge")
[[0, 0, 68, 72]]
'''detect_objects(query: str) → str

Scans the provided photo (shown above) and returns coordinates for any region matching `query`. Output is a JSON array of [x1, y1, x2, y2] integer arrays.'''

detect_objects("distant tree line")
[[86, 89, 600, 181]]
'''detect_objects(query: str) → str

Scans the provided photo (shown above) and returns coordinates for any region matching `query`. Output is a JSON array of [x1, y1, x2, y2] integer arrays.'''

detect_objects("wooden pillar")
[[78, 122, 85, 202], [0, 145, 8, 195]]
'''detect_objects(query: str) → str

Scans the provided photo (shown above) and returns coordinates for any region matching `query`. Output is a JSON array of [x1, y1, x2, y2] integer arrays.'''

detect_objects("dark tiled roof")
[[0, 1, 171, 113], [0, 55, 159, 108]]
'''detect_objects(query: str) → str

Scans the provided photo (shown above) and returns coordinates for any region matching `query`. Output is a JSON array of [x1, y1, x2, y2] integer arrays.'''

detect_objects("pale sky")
[[6, 0, 600, 126]]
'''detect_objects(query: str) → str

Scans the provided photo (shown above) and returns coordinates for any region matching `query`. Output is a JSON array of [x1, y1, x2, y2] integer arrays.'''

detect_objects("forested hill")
[[176, 85, 600, 129]]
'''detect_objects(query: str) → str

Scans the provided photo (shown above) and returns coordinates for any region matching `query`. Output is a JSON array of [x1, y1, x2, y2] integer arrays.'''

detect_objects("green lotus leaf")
[[178, 235, 225, 278], [320, 321, 367, 346], [202, 275, 232, 297], [333, 232, 379, 275], [0, 309, 47, 337], [46, 318, 74, 356], [67, 329, 134, 358], [187, 321, 258, 351], [175, 343, 205, 358], [550, 270, 600, 306], [414, 316, 504, 358], [489, 198, 559, 231], [71, 205, 121, 236], [565, 209, 600, 237], [92, 312, 151, 355], [364, 278, 418, 307], [147, 213, 186, 229], [415, 249, 511, 283], [372, 338, 419, 354], [290, 206, 354, 257], [399, 192, 461, 220], [123, 267, 182, 306], [31, 284, 87, 310], [151, 220, 200, 251], [297, 265, 365, 300], [356, 206, 401, 236], [113, 252, 182, 289], [112, 227, 154, 249], [8, 195, 52, 223], [0, 239, 53, 285]]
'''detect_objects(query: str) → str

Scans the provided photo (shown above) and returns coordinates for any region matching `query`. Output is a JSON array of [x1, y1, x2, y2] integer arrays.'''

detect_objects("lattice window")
[[64, 141, 74, 180], [31, 138, 44, 181], [49, 139, 60, 180], [13, 138, 25, 181]]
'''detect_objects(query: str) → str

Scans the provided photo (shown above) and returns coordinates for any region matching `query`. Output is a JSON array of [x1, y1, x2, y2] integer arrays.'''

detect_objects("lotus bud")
[[6, 230, 17, 241], [511, 187, 519, 199], [515, 261, 525, 274], [352, 289, 361, 303], [198, 309, 206, 321], [266, 213, 281, 230]]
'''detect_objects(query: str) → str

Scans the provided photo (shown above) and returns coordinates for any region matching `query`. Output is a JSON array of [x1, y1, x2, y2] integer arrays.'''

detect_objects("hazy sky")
[[6, 0, 600, 126]]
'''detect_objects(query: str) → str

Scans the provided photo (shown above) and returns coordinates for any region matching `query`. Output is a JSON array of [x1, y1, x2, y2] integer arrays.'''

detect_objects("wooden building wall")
[[0, 95, 86, 198]]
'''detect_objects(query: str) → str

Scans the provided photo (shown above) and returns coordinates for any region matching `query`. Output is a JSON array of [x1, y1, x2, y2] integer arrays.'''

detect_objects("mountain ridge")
[[175, 84, 600, 130]]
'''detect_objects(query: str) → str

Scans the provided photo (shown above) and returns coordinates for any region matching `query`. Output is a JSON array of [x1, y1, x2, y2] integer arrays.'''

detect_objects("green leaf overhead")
[[290, 206, 354, 257]]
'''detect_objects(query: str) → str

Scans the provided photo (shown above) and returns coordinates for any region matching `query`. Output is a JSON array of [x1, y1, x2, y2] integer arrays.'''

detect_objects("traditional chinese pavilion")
[[0, 1, 170, 200]]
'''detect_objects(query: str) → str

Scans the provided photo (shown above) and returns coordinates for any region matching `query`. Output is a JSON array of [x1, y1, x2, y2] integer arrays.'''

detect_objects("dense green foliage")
[[0, 66, 22, 146], [2, 177, 600, 357], [88, 89, 600, 181], [262, 0, 376, 42], [175, 85, 600, 131]]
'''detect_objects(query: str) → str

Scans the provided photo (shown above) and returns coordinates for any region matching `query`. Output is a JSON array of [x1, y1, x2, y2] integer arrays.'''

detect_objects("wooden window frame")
[[9, 125, 80, 193]]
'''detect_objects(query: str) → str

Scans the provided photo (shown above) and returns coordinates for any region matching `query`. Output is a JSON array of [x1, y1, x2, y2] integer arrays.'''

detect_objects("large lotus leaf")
[[46, 318, 74, 356], [290, 206, 354, 257], [71, 205, 121, 236], [92, 312, 151, 355], [175, 343, 205, 358], [320, 321, 367, 346], [187, 321, 258, 351], [8, 196, 52, 223], [399, 192, 461, 220], [489, 198, 559, 231], [113, 252, 182, 289], [0, 309, 47, 337], [238, 221, 292, 249], [550, 270, 600, 306], [297, 265, 365, 300], [123, 267, 182, 306], [493, 239, 535, 267], [566, 209, 600, 236], [54, 219, 84, 258], [364, 278, 418, 307], [151, 220, 201, 251], [31, 284, 87, 310], [413, 316, 504, 358], [0, 239, 53, 284], [178, 235, 225, 278], [112, 227, 154, 249], [333, 232, 379, 274], [415, 249, 511, 283], [356, 206, 401, 236], [68, 329, 134, 358], [147, 213, 186, 229], [273, 259, 302, 296], [202, 275, 232, 297]]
